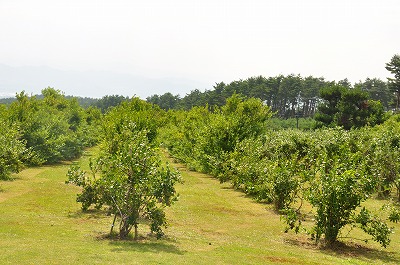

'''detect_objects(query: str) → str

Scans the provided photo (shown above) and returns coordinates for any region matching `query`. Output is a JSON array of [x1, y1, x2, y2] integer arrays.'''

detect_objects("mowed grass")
[[0, 148, 399, 264]]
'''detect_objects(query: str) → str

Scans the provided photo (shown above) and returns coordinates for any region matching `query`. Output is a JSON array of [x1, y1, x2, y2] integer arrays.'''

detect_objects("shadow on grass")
[[68, 209, 185, 255], [1, 176, 18, 181], [285, 238, 399, 264], [67, 208, 109, 219], [107, 238, 185, 255]]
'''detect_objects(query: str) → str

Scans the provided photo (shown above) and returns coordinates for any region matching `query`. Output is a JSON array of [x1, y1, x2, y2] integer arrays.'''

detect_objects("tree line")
[[147, 75, 394, 118]]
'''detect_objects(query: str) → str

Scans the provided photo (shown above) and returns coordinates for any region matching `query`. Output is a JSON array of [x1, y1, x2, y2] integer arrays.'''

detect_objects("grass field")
[[0, 148, 399, 264]]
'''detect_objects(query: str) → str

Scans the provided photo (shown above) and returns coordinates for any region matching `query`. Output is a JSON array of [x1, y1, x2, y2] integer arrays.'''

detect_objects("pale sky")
[[0, 0, 399, 98]]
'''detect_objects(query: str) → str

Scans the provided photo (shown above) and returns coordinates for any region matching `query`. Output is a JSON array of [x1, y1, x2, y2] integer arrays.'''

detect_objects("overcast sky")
[[0, 0, 399, 98]]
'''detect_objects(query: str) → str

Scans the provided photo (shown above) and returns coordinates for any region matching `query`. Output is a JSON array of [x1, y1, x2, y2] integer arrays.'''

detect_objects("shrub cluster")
[[67, 98, 181, 239]]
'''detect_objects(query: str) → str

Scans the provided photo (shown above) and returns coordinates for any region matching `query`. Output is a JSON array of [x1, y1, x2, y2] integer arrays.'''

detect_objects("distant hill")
[[0, 64, 208, 99], [0, 97, 16, 105]]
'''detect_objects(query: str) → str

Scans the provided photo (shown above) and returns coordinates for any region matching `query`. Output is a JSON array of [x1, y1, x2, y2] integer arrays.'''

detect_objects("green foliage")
[[102, 97, 163, 147], [0, 119, 26, 180], [68, 98, 180, 239], [162, 94, 272, 178], [354, 78, 394, 110], [266, 117, 315, 130], [7, 89, 101, 165], [162, 96, 397, 247], [353, 207, 392, 248], [159, 107, 210, 170], [66, 163, 103, 211], [308, 163, 376, 245], [366, 115, 400, 199], [386, 54, 400, 109], [93, 94, 129, 113], [148, 74, 392, 121], [315, 85, 386, 129], [272, 127, 397, 247], [387, 205, 400, 223], [281, 208, 302, 234], [149, 75, 331, 118], [314, 85, 344, 126], [271, 128, 393, 247], [101, 129, 180, 239], [147, 92, 180, 110], [227, 131, 304, 210]]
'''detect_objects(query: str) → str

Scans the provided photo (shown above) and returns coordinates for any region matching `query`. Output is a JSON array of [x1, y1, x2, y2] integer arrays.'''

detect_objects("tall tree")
[[354, 78, 393, 110], [94, 95, 129, 113], [302, 76, 327, 116], [315, 85, 385, 129], [147, 93, 180, 110], [385, 54, 400, 109], [337, 78, 352, 89], [177, 89, 206, 110], [314, 85, 345, 127]]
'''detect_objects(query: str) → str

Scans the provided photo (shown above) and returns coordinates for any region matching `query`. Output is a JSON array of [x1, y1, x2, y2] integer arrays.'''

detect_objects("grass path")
[[0, 149, 399, 264]]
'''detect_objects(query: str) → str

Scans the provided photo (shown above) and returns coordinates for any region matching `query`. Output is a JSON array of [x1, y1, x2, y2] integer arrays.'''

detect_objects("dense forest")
[[1, 54, 400, 247]]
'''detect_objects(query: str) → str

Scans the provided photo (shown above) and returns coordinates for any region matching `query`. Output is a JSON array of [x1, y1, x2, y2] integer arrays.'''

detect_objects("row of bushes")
[[160, 94, 400, 247], [0, 88, 101, 179]]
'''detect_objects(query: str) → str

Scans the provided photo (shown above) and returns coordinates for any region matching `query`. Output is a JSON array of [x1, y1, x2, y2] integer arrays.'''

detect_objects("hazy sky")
[[0, 0, 399, 98]]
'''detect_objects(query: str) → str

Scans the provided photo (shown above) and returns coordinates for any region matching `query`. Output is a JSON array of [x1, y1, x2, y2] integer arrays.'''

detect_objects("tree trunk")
[[396, 183, 400, 202], [134, 223, 138, 240], [325, 221, 340, 247], [110, 214, 117, 235], [119, 216, 132, 239], [397, 91, 400, 110]]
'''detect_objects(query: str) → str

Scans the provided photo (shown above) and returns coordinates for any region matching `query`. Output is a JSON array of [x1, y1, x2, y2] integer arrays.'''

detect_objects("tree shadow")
[[220, 185, 273, 204], [67, 208, 109, 219], [107, 238, 185, 255], [68, 209, 185, 255], [321, 241, 399, 264], [285, 237, 399, 264], [1, 175, 18, 181]]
